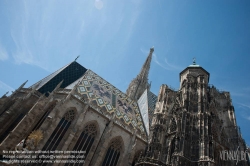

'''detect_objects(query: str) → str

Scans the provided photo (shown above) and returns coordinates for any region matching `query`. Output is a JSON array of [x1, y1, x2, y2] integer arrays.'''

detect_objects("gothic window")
[[32, 102, 57, 131], [74, 123, 97, 159], [191, 141, 195, 155], [170, 119, 177, 132], [42, 110, 75, 151], [212, 124, 218, 141], [102, 137, 122, 166], [209, 142, 213, 159], [169, 138, 176, 163], [208, 116, 211, 135], [182, 80, 187, 88], [195, 142, 199, 160], [0, 113, 25, 143]]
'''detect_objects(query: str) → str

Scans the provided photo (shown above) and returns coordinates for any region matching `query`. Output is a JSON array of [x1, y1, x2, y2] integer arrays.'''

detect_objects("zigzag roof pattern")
[[66, 70, 147, 136]]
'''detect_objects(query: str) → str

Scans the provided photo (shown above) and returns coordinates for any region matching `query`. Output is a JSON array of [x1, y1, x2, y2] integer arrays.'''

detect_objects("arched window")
[[0, 113, 25, 143], [102, 137, 122, 166], [169, 138, 176, 163], [75, 123, 97, 156], [170, 119, 177, 132], [65, 123, 97, 166], [42, 110, 75, 151]]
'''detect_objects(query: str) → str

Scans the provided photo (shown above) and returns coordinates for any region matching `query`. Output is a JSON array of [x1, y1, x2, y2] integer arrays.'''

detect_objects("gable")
[[69, 70, 147, 136]]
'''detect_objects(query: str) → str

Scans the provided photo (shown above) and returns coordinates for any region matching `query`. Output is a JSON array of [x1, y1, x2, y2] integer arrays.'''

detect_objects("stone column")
[[60, 105, 89, 152], [122, 131, 137, 164], [0, 96, 45, 151], [88, 114, 116, 166]]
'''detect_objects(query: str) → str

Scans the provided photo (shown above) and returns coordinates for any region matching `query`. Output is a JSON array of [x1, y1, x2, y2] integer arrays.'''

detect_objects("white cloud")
[[140, 47, 181, 71], [237, 103, 250, 110], [0, 80, 14, 95], [125, 10, 140, 44], [153, 54, 168, 70], [230, 92, 246, 97], [0, 44, 8, 61], [77, 21, 85, 39], [9, 1, 49, 71], [11, 30, 48, 71], [237, 103, 250, 121], [243, 87, 250, 92], [140, 48, 168, 70], [164, 58, 182, 70]]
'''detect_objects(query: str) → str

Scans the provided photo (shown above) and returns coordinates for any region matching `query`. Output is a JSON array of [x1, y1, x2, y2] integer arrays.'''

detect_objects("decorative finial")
[[193, 57, 196, 65], [1, 91, 9, 98], [150, 46, 154, 53], [75, 55, 80, 61]]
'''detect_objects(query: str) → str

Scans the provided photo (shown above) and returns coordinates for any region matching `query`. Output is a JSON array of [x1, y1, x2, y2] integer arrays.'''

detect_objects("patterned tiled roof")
[[67, 70, 147, 136], [30, 61, 87, 95]]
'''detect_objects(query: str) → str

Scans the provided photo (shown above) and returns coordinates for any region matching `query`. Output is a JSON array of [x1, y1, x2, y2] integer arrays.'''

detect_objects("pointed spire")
[[18, 80, 28, 91], [10, 80, 28, 97], [53, 80, 64, 92], [1, 91, 9, 98], [126, 47, 154, 100], [75, 55, 80, 61], [193, 57, 196, 65], [48, 80, 64, 97], [32, 80, 41, 90], [138, 47, 154, 79], [24, 81, 42, 99]]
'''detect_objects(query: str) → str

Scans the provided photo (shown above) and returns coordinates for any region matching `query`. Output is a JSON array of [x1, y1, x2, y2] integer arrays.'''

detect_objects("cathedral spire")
[[126, 47, 154, 100]]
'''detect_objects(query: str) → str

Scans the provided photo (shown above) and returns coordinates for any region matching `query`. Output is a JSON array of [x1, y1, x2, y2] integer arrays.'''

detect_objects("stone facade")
[[0, 51, 249, 166], [136, 62, 249, 166], [0, 80, 148, 166], [0, 48, 155, 166], [126, 47, 154, 101]]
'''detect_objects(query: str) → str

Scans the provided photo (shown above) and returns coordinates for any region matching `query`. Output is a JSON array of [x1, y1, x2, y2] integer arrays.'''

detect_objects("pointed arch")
[[209, 101, 217, 114], [102, 136, 124, 166], [42, 109, 75, 151], [212, 124, 218, 141], [170, 118, 177, 132], [181, 79, 187, 88], [168, 137, 176, 164], [74, 121, 98, 157]]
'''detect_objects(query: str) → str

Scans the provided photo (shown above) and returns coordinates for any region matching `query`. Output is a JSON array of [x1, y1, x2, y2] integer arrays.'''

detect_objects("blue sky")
[[0, 0, 250, 146]]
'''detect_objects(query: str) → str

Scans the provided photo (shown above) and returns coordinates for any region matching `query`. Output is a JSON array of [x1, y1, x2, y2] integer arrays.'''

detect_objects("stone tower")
[[126, 47, 154, 101], [136, 60, 249, 166]]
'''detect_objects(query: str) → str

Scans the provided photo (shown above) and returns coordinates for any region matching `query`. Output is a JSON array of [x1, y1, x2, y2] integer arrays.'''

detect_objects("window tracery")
[[102, 137, 122, 166], [42, 110, 75, 151], [64, 109, 75, 121], [66, 123, 97, 166], [170, 119, 177, 132]]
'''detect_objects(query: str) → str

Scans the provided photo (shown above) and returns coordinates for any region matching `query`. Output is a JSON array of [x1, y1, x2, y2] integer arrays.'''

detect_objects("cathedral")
[[0, 48, 249, 166]]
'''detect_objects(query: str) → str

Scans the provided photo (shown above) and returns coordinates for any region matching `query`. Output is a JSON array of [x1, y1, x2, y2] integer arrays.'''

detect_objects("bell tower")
[[126, 47, 154, 100]]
